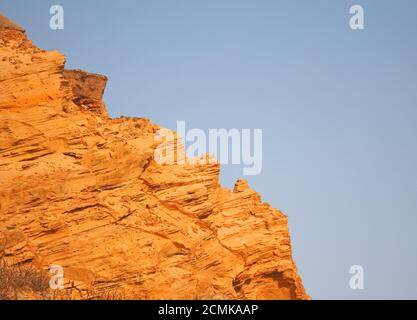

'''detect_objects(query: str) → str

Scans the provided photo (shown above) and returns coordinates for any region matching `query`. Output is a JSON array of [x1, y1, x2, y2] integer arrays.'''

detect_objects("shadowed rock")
[[0, 14, 25, 32], [63, 69, 109, 116]]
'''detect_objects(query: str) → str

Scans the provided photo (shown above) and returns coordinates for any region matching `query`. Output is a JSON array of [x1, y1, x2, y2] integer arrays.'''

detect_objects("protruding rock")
[[234, 179, 250, 192], [63, 69, 109, 117], [0, 14, 25, 32]]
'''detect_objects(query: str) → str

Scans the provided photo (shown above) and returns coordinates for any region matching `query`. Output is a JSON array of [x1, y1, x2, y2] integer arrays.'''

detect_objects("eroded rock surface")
[[63, 69, 109, 117], [0, 14, 309, 300]]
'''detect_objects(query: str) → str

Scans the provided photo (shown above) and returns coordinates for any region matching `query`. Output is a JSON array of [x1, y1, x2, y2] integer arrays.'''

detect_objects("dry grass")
[[49, 284, 125, 300], [0, 257, 124, 300], [0, 258, 49, 300]]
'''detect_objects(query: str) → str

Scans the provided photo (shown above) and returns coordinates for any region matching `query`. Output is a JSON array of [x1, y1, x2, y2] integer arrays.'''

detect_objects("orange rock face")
[[0, 15, 309, 300]]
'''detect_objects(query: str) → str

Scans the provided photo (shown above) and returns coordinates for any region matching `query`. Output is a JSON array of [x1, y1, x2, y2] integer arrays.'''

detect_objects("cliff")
[[0, 14, 309, 300]]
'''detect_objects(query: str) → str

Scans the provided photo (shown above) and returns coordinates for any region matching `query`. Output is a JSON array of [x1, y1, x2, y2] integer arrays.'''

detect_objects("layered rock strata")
[[0, 14, 309, 300]]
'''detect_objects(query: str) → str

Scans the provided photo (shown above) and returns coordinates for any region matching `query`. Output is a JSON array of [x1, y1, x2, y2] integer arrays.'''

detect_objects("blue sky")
[[2, 0, 417, 299]]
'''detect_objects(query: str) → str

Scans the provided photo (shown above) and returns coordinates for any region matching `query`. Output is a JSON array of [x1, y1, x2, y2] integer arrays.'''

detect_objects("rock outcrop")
[[0, 14, 309, 300], [63, 69, 109, 117]]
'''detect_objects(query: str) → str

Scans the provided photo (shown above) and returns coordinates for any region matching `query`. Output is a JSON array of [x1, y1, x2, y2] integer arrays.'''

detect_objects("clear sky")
[[2, 0, 417, 299]]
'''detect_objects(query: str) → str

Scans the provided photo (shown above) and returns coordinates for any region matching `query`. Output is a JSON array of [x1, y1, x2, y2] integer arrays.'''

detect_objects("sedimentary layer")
[[0, 14, 309, 300]]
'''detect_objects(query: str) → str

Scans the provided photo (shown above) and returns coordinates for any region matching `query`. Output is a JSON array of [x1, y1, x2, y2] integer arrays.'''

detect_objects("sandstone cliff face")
[[0, 14, 309, 300]]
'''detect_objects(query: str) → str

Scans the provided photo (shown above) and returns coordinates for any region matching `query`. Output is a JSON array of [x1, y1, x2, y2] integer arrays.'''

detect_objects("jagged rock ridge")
[[0, 14, 309, 300]]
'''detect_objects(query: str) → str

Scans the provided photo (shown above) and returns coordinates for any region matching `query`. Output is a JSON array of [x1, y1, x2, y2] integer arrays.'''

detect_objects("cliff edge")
[[0, 14, 309, 300]]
